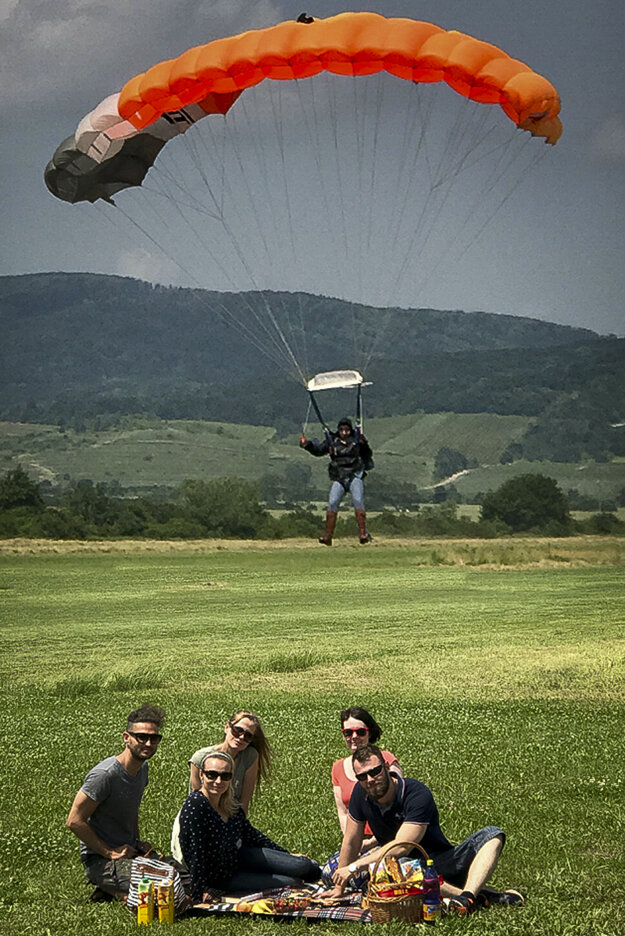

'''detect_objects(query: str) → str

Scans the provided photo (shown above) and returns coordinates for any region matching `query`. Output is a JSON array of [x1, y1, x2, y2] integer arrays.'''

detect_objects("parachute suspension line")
[[349, 75, 368, 319], [369, 85, 440, 312], [325, 74, 352, 274], [147, 135, 224, 220], [158, 195, 300, 376], [453, 141, 548, 264], [175, 124, 229, 220], [99, 195, 302, 377], [352, 73, 389, 366], [357, 73, 416, 369], [360, 83, 438, 370], [394, 88, 460, 272], [266, 82, 313, 378], [308, 390, 331, 436], [119, 144, 307, 382], [214, 95, 309, 384], [268, 82, 298, 269], [355, 383, 363, 430], [160, 102, 309, 384], [382, 93, 520, 306], [199, 98, 308, 376], [95, 197, 293, 377], [408, 128, 547, 303], [302, 396, 313, 439], [363, 72, 385, 259], [294, 74, 359, 372], [95, 197, 288, 376], [109, 199, 205, 288], [138, 167, 232, 276]]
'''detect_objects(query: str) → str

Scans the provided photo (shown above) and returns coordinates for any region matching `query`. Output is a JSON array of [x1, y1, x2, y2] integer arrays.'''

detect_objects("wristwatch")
[[348, 862, 358, 875]]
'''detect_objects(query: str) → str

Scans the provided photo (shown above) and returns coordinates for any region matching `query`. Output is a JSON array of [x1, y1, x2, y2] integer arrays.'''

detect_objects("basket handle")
[[369, 839, 430, 882]]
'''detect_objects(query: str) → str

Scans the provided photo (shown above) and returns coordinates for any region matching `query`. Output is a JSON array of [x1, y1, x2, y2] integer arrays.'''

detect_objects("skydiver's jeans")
[[327, 474, 365, 512]]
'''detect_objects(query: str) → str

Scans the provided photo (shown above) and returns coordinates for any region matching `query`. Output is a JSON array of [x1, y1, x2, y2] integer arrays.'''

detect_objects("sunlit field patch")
[[0, 539, 623, 935]]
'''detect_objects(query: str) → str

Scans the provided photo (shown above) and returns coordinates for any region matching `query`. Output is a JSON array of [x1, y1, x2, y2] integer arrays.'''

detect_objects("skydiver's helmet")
[[337, 418, 354, 434]]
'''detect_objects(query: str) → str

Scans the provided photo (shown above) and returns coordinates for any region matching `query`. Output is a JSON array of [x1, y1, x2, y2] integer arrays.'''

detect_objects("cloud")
[[114, 246, 187, 286], [0, 0, 283, 116], [590, 118, 625, 163]]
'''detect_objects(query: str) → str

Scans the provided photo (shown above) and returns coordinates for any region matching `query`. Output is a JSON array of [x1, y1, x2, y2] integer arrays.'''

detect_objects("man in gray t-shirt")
[[66, 704, 166, 899]]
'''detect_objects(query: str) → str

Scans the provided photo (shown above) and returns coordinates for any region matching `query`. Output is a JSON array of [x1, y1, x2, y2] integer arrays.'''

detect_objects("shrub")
[[481, 473, 572, 534], [576, 512, 625, 535]]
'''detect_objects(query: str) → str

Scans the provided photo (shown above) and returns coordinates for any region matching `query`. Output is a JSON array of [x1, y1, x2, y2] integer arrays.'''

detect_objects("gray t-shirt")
[[80, 755, 148, 859]]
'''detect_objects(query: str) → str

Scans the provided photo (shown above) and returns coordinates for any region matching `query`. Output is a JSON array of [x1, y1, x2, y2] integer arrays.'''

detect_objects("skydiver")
[[300, 417, 373, 545]]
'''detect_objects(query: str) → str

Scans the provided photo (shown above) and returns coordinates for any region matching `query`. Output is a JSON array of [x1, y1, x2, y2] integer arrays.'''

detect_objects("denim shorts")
[[431, 826, 505, 887]]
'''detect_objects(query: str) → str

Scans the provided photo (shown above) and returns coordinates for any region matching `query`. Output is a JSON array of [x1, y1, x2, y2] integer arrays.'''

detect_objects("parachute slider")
[[306, 370, 369, 392]]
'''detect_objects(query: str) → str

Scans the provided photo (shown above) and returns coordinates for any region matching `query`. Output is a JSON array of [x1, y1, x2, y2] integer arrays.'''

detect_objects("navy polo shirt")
[[348, 775, 453, 856]]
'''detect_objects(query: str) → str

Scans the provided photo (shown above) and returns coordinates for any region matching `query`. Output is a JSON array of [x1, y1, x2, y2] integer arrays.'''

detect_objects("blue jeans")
[[322, 849, 371, 891], [328, 474, 365, 512], [227, 847, 320, 896]]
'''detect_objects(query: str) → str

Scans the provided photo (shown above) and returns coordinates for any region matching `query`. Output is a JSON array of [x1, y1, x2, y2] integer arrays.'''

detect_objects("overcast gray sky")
[[2, 1, 624, 336]]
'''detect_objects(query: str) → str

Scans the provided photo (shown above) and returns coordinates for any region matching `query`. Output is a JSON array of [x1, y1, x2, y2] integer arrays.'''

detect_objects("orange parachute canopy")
[[118, 12, 561, 143]]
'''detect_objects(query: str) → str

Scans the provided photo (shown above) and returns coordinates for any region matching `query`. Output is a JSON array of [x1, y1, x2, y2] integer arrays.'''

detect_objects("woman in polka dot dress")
[[179, 751, 320, 902]]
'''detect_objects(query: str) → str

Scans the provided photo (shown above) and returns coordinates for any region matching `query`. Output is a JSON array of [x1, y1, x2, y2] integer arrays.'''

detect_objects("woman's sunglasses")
[[229, 721, 255, 743], [202, 769, 233, 781], [342, 727, 368, 738]]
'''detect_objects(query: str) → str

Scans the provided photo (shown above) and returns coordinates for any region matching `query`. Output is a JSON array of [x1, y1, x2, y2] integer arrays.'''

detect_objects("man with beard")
[[328, 744, 524, 917], [66, 703, 166, 901]]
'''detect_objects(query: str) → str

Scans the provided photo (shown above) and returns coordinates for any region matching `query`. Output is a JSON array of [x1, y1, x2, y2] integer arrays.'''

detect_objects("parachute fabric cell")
[[118, 12, 561, 143], [44, 133, 167, 204], [46, 89, 243, 205]]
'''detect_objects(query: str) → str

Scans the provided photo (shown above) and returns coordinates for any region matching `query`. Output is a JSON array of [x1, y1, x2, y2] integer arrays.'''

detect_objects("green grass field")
[[1, 538, 624, 936]]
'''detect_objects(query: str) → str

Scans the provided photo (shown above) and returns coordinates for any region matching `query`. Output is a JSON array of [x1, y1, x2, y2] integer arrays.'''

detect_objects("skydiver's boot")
[[319, 510, 337, 546], [355, 509, 372, 544]]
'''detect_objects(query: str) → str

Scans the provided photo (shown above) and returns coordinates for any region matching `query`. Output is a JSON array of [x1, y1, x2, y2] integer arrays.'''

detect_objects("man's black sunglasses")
[[128, 731, 162, 744], [355, 763, 386, 782]]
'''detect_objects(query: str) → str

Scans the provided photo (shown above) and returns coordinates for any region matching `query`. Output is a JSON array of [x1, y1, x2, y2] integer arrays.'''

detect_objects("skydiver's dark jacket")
[[302, 431, 373, 483]]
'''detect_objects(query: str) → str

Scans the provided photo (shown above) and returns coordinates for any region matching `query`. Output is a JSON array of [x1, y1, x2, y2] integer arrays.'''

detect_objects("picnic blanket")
[[192, 883, 373, 923]]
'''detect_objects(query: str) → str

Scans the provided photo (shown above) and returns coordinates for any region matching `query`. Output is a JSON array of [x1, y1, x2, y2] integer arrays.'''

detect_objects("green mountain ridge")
[[2, 273, 624, 467]]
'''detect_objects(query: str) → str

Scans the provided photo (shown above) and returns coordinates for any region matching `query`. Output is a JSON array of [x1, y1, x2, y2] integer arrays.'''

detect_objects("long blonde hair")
[[223, 710, 272, 796], [200, 751, 238, 818]]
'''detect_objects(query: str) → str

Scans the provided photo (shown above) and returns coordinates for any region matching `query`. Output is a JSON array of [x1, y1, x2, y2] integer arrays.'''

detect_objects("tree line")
[[1, 467, 622, 540]]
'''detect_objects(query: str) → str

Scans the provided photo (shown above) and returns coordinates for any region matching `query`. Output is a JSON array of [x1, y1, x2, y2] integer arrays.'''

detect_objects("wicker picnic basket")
[[367, 840, 430, 924]]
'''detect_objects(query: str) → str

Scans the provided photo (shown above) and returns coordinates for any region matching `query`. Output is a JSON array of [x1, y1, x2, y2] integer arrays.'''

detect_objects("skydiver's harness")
[[306, 383, 373, 489]]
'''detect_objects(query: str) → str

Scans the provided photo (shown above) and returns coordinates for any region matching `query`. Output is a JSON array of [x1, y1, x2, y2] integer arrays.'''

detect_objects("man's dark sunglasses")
[[355, 763, 386, 782], [342, 727, 368, 738], [229, 721, 255, 743], [202, 769, 233, 781], [128, 731, 162, 744]]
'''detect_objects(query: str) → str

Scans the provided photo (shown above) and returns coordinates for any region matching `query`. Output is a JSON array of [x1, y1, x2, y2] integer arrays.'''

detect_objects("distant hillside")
[[2, 415, 623, 506], [1, 272, 623, 463]]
